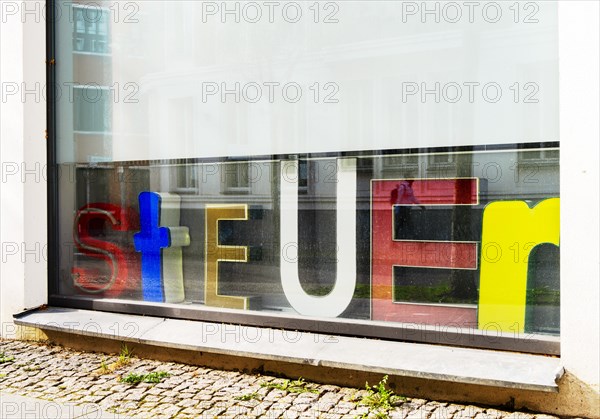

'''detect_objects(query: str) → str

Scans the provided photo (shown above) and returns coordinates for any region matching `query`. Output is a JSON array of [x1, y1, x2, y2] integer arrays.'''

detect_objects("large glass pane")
[[54, 1, 560, 346]]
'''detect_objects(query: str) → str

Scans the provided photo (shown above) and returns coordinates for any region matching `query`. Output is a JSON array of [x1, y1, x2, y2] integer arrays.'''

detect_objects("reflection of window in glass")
[[88, 20, 97, 35], [72, 5, 110, 54], [223, 162, 250, 193], [96, 40, 107, 54], [174, 165, 198, 193], [73, 86, 112, 133], [426, 153, 457, 177], [519, 149, 559, 161], [517, 148, 559, 175], [383, 155, 419, 177], [75, 10, 85, 33], [299, 160, 309, 189], [98, 13, 108, 36], [430, 153, 454, 164], [385, 155, 418, 167]]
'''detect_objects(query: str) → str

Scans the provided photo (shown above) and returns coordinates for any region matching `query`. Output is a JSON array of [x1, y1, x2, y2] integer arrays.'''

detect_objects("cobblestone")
[[0, 339, 565, 419]]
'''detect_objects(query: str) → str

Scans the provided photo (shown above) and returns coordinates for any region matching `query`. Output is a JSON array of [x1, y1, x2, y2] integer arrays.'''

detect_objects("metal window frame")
[[47, 0, 58, 298], [46, 0, 560, 356]]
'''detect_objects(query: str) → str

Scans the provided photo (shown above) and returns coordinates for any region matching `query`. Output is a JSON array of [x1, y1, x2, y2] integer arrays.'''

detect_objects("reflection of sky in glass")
[[57, 1, 558, 164]]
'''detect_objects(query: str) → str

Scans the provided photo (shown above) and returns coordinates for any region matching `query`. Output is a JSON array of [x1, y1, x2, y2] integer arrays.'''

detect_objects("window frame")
[[46, 0, 561, 356]]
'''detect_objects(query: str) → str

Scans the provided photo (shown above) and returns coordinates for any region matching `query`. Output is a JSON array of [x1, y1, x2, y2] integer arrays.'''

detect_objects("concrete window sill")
[[14, 307, 563, 393]]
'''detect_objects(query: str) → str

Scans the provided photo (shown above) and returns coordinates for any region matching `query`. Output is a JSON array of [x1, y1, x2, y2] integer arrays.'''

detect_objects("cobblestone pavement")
[[0, 339, 566, 419]]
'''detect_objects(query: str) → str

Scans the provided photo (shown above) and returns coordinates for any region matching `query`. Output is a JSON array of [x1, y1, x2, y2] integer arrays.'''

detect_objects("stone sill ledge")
[[14, 307, 562, 393]]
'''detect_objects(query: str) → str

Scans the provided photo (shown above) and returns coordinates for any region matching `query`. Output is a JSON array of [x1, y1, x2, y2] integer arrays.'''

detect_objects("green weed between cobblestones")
[[0, 373, 6, 378], [0, 352, 15, 364], [96, 345, 133, 374], [117, 345, 133, 366], [120, 371, 170, 384], [99, 357, 111, 374], [355, 375, 405, 419], [234, 391, 261, 401], [260, 377, 318, 394]]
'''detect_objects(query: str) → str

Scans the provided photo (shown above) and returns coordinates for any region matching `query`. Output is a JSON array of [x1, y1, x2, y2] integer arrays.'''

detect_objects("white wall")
[[0, 1, 47, 333], [559, 1, 600, 388]]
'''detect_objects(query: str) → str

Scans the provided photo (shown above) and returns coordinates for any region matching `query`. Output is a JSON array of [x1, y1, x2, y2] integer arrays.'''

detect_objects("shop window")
[[53, 0, 560, 354]]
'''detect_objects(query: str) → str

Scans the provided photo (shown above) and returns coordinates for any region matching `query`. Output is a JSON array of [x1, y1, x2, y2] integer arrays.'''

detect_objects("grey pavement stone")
[[389, 409, 410, 419], [0, 339, 559, 419], [406, 407, 432, 419], [484, 409, 508, 419], [0, 392, 124, 418], [504, 414, 536, 419]]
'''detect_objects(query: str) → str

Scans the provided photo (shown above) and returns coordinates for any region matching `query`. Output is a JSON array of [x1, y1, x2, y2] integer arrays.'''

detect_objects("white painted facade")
[[557, 1, 599, 389], [0, 0, 47, 335]]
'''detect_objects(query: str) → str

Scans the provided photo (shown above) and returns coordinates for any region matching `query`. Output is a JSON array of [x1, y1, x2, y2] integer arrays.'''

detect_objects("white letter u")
[[280, 159, 357, 317]]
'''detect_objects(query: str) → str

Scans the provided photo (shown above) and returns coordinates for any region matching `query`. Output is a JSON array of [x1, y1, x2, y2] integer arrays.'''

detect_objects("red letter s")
[[72, 203, 140, 297]]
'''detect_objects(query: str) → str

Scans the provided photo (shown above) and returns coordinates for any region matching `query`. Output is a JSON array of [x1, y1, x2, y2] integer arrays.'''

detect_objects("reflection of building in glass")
[[61, 1, 114, 162]]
